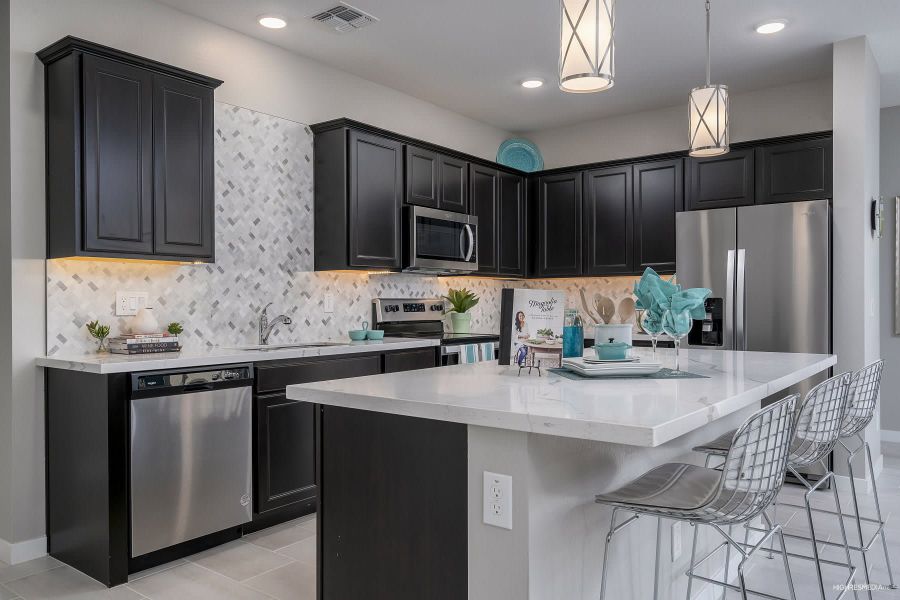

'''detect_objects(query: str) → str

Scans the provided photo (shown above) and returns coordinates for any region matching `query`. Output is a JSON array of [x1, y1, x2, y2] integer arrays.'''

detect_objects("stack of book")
[[109, 334, 182, 355]]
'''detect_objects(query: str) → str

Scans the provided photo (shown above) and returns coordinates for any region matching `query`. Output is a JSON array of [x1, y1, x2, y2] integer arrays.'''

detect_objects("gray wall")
[[521, 78, 833, 169], [880, 106, 900, 435], [0, 0, 12, 545]]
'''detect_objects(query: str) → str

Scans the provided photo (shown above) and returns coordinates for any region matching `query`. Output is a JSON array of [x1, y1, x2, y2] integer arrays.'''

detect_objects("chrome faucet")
[[258, 302, 293, 345]]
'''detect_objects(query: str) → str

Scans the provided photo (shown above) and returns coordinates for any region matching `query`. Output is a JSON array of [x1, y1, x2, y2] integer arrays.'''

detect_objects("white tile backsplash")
[[46, 103, 639, 355]]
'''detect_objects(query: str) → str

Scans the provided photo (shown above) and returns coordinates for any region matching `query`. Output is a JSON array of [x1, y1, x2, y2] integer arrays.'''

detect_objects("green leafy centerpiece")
[[444, 288, 479, 334], [86, 320, 111, 353]]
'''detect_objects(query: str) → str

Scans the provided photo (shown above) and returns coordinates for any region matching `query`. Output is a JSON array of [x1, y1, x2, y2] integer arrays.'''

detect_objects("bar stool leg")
[[801, 477, 827, 599], [826, 461, 860, 600], [846, 448, 875, 600], [599, 508, 620, 600], [863, 438, 898, 590], [686, 522, 700, 600]]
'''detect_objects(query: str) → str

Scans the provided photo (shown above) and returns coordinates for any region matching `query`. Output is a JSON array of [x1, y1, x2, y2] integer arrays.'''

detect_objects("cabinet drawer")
[[256, 354, 382, 394], [383, 348, 439, 373]]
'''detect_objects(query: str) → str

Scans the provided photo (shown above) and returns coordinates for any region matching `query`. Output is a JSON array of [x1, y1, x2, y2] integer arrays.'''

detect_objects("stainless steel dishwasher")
[[130, 365, 254, 558]]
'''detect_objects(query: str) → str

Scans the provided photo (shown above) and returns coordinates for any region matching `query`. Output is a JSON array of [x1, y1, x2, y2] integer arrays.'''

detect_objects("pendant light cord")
[[705, 0, 711, 86]]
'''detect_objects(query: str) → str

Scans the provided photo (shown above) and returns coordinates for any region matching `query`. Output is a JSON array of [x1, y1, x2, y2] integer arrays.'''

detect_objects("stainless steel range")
[[373, 298, 499, 365]]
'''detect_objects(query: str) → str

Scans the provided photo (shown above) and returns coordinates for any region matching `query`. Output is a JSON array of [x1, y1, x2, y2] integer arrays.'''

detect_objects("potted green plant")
[[86, 320, 111, 353], [443, 288, 479, 334]]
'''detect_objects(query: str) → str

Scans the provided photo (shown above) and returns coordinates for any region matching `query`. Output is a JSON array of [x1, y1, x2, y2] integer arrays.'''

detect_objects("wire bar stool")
[[694, 373, 858, 600], [595, 394, 799, 600]]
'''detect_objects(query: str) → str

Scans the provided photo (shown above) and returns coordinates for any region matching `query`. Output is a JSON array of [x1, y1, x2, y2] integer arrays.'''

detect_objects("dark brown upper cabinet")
[[153, 74, 215, 259], [536, 172, 582, 277], [470, 166, 525, 278], [633, 158, 683, 274], [38, 37, 222, 262], [406, 146, 439, 208], [470, 164, 499, 274], [583, 165, 633, 275], [405, 145, 468, 213], [314, 128, 403, 270], [497, 171, 525, 277], [756, 137, 832, 204], [686, 148, 754, 210]]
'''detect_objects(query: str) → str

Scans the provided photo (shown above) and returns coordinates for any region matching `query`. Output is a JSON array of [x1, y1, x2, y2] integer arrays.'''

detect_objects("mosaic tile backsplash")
[[46, 103, 642, 355]]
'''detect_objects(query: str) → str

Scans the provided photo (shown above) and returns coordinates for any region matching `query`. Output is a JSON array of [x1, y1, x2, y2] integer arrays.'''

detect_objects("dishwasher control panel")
[[133, 365, 253, 391]]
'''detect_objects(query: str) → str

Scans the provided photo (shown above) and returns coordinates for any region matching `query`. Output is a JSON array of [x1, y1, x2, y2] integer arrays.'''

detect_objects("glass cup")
[[640, 311, 664, 359], [662, 308, 693, 371]]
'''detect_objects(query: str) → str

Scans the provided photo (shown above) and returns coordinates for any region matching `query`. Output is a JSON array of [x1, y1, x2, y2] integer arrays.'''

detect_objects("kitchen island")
[[287, 348, 836, 600]]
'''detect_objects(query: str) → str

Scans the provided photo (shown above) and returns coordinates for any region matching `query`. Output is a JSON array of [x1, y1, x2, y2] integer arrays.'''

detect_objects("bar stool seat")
[[596, 463, 723, 513], [692, 429, 734, 456]]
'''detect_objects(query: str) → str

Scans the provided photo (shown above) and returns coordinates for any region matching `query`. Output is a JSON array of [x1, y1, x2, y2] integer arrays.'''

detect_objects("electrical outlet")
[[324, 293, 335, 313], [483, 471, 512, 530], [671, 521, 683, 562], [116, 291, 149, 316]]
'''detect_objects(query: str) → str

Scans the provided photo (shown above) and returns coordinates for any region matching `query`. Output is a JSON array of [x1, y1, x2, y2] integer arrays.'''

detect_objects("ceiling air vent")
[[311, 3, 378, 33]]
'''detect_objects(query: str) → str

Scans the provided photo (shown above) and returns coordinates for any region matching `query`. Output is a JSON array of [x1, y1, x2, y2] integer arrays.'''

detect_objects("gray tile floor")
[[3, 444, 900, 599], [0, 514, 316, 599]]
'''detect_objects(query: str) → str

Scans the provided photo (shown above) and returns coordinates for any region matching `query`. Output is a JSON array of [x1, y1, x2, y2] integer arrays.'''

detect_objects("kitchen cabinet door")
[[82, 54, 154, 255], [756, 137, 832, 204], [152, 74, 215, 259], [406, 145, 439, 208], [256, 393, 317, 514], [349, 131, 403, 269], [383, 348, 439, 373], [498, 171, 525, 277], [583, 165, 633, 275], [438, 155, 469, 213], [537, 172, 582, 277], [633, 158, 683, 274], [470, 164, 499, 274], [686, 148, 754, 210]]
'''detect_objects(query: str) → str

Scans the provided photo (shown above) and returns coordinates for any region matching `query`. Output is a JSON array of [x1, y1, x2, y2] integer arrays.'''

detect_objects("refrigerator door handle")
[[725, 250, 735, 349], [736, 249, 747, 350]]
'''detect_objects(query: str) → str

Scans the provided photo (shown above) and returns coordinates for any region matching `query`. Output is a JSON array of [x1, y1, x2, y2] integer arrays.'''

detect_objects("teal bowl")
[[366, 329, 385, 340], [594, 342, 631, 361], [349, 330, 368, 341]]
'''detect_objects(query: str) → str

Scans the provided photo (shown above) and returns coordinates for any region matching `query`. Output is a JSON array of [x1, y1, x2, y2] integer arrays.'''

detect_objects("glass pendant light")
[[559, 0, 615, 93], [689, 0, 729, 156]]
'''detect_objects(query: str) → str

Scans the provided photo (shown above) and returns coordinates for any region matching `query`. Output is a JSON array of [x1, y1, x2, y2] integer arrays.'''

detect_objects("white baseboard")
[[881, 429, 900, 443], [0, 536, 47, 565]]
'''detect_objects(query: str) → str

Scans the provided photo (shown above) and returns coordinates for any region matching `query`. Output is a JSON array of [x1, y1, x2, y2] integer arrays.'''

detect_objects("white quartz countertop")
[[286, 349, 836, 447], [35, 337, 440, 374]]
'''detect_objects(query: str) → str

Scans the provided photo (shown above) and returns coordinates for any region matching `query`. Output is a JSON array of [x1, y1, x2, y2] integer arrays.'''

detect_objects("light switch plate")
[[116, 291, 149, 316], [324, 293, 335, 313], [483, 471, 512, 530]]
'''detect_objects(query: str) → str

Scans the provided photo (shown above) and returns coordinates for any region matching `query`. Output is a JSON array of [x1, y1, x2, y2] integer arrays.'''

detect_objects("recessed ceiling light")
[[258, 15, 287, 29], [521, 78, 544, 89], [755, 19, 787, 34]]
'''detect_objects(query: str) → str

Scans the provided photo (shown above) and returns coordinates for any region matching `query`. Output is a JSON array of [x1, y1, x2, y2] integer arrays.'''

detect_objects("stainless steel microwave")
[[404, 206, 478, 274]]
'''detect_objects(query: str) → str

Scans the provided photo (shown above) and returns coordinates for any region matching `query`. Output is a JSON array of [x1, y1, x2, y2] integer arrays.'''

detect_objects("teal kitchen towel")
[[479, 342, 496, 361], [458, 344, 479, 364], [669, 288, 713, 320]]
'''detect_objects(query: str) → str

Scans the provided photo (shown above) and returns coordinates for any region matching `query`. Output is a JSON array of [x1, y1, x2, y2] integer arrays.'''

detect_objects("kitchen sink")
[[227, 342, 349, 351]]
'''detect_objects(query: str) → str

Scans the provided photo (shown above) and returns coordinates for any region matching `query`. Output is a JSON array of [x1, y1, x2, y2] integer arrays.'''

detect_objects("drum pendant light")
[[559, 0, 615, 93], [689, 0, 729, 156]]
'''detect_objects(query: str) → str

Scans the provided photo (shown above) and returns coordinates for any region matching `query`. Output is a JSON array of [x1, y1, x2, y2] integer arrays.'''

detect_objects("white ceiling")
[[156, 0, 900, 132]]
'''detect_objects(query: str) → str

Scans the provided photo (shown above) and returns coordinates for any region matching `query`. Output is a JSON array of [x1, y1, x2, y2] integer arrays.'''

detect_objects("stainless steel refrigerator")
[[676, 199, 832, 477]]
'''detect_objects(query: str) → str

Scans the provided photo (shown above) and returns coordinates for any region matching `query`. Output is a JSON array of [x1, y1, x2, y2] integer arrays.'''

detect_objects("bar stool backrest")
[[711, 394, 799, 524], [840, 360, 884, 438], [790, 372, 852, 467]]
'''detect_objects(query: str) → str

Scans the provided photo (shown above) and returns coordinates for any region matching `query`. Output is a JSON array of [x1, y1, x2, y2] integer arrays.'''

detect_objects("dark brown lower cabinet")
[[255, 393, 318, 515], [319, 406, 467, 600], [383, 347, 439, 373]]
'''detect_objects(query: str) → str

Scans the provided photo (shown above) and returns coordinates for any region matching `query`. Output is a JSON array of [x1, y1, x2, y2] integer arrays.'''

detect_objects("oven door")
[[406, 206, 478, 273]]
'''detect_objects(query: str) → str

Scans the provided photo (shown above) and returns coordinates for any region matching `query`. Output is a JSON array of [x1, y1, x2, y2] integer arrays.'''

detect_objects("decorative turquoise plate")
[[497, 139, 543, 172]]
